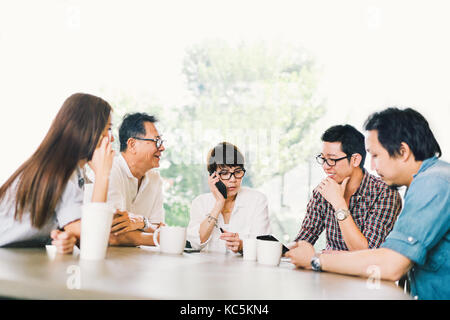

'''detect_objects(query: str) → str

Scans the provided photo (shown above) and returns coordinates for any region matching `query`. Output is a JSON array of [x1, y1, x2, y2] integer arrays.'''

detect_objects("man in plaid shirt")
[[295, 125, 402, 251]]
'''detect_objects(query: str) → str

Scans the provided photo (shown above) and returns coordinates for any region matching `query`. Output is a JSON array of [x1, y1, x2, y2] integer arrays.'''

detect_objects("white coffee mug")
[[256, 239, 282, 266], [153, 226, 186, 255], [80, 202, 113, 260], [243, 238, 257, 261]]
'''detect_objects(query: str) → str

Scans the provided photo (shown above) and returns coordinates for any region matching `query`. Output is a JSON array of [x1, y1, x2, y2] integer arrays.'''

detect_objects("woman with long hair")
[[0, 93, 115, 254]]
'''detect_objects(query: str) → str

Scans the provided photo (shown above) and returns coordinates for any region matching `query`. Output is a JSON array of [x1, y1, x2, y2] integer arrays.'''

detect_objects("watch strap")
[[311, 254, 322, 272], [335, 208, 350, 221], [141, 217, 150, 231]]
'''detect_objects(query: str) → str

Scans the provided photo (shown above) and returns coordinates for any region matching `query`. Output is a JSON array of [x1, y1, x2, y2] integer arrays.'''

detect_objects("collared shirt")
[[106, 153, 164, 224], [187, 187, 271, 252], [381, 157, 450, 300], [295, 170, 402, 251], [0, 169, 83, 247]]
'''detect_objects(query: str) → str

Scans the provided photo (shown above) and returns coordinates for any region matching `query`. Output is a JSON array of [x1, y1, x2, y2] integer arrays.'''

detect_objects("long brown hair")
[[0, 93, 112, 228]]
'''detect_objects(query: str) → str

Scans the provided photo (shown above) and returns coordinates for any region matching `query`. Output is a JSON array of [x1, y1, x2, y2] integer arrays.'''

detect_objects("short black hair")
[[119, 112, 158, 152], [321, 124, 366, 169], [364, 107, 441, 161], [207, 142, 245, 174]]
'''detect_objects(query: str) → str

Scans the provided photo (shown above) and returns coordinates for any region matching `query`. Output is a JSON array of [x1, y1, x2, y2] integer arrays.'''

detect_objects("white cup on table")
[[256, 239, 282, 266], [80, 202, 114, 260], [153, 226, 186, 255], [243, 238, 257, 261], [45, 245, 57, 260]]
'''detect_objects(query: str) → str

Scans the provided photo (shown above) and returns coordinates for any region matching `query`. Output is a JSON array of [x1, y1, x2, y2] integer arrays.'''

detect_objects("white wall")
[[1, 0, 449, 184]]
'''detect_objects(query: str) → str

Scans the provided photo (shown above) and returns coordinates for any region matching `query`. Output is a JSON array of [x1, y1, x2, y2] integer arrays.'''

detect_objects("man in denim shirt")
[[286, 107, 449, 300], [380, 156, 449, 299]]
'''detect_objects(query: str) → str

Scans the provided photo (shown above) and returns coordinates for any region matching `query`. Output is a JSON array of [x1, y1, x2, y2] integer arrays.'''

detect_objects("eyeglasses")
[[133, 137, 164, 149], [315, 154, 351, 167], [218, 168, 246, 180]]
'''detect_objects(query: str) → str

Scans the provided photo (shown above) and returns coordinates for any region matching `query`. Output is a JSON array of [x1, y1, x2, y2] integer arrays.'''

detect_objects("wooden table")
[[0, 246, 410, 300]]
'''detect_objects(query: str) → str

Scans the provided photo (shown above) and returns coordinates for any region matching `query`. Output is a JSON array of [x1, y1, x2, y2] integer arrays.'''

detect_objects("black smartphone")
[[256, 234, 290, 255], [209, 171, 227, 199], [184, 240, 201, 253]]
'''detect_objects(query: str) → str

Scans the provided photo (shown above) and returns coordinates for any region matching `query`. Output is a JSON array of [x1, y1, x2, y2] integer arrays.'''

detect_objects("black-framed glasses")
[[315, 154, 351, 167], [218, 168, 246, 180], [133, 137, 164, 149]]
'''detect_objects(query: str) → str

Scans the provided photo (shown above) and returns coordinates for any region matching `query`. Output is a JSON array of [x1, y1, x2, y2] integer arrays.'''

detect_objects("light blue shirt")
[[381, 156, 450, 300]]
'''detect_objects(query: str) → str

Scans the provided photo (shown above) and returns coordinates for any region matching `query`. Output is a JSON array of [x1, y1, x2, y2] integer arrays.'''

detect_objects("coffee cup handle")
[[153, 228, 160, 247]]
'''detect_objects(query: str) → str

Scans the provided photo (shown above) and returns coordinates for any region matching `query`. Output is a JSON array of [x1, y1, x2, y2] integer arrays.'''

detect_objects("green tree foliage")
[[182, 40, 325, 183], [109, 39, 326, 235]]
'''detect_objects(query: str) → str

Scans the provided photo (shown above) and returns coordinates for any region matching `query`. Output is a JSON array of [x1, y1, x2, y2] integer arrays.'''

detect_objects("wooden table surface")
[[0, 246, 411, 300]]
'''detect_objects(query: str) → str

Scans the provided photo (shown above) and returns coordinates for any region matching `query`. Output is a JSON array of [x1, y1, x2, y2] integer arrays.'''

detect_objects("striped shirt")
[[295, 170, 402, 251]]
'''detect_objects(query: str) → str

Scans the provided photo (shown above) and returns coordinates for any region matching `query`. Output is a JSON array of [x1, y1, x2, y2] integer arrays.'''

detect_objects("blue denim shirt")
[[381, 157, 450, 300]]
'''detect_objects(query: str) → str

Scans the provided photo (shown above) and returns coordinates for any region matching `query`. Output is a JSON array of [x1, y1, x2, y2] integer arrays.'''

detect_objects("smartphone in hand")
[[209, 171, 227, 199]]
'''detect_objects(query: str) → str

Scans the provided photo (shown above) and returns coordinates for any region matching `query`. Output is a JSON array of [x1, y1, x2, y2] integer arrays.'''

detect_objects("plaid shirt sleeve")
[[363, 186, 403, 249], [295, 190, 325, 244]]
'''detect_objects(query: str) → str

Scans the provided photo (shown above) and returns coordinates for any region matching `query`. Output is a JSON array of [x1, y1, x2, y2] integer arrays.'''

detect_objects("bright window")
[[1, 0, 449, 248]]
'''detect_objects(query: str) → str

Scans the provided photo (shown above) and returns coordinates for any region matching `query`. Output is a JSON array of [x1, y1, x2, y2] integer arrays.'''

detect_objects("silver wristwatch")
[[141, 217, 150, 231], [334, 208, 350, 221], [311, 254, 322, 272]]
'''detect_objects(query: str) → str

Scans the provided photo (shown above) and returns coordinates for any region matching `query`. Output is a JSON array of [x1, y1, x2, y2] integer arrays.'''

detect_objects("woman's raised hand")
[[208, 172, 226, 204], [89, 136, 115, 179]]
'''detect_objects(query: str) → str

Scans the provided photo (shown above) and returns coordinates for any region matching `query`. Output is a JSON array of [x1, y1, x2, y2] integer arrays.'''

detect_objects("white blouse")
[[187, 187, 271, 253], [0, 169, 83, 247]]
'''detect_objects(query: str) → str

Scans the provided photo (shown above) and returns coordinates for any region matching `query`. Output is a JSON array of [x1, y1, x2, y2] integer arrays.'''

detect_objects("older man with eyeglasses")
[[293, 124, 402, 252], [105, 112, 166, 246]]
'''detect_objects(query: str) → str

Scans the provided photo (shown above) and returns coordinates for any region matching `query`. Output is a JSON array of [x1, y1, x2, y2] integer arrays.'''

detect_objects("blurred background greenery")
[[3, 1, 449, 253], [109, 39, 327, 249]]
